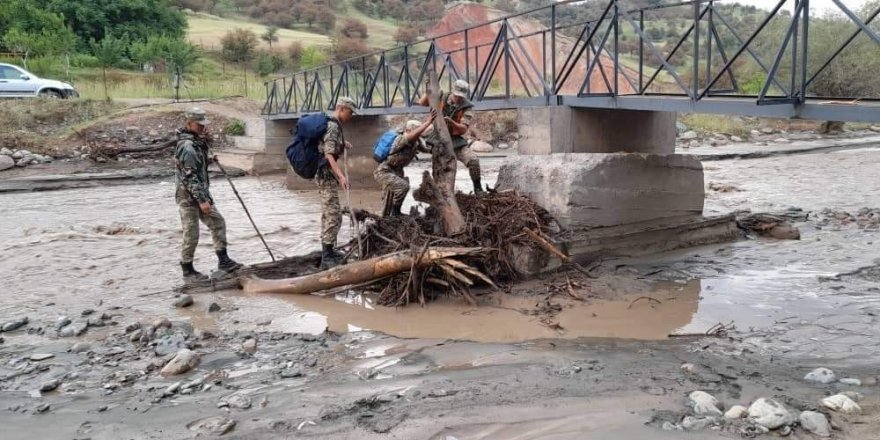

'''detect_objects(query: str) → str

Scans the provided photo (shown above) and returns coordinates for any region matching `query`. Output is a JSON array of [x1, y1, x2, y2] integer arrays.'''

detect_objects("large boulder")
[[748, 397, 795, 430], [799, 411, 831, 437], [470, 140, 494, 153], [497, 153, 704, 229], [0, 155, 14, 171]]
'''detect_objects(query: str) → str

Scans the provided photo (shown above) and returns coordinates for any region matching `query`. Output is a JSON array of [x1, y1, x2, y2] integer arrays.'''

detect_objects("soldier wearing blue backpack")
[[315, 97, 357, 268], [285, 97, 357, 269], [373, 114, 435, 216]]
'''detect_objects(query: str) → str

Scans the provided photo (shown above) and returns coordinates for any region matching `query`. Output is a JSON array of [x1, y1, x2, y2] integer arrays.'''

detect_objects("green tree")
[[261, 25, 279, 49], [0, 0, 78, 63], [45, 0, 186, 50], [90, 33, 129, 100]]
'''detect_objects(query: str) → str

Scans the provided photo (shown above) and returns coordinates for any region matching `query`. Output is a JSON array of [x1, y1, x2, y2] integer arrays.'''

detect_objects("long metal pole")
[[213, 157, 275, 262], [639, 9, 644, 92], [465, 29, 471, 85], [551, 4, 557, 97], [693, 0, 700, 98]]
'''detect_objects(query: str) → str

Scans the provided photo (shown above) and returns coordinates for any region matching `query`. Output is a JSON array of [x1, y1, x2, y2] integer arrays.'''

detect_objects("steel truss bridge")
[[262, 0, 880, 122]]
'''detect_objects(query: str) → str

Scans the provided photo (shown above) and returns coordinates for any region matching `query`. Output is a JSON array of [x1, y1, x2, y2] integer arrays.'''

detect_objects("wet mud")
[[2, 149, 880, 438]]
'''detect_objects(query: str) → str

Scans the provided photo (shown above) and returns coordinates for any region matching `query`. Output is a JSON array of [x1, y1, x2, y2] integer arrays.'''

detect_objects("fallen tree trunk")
[[241, 247, 484, 295], [413, 68, 466, 236]]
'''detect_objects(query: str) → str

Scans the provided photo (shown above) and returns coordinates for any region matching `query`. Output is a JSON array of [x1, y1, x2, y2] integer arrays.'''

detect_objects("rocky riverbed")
[[1, 140, 880, 438]]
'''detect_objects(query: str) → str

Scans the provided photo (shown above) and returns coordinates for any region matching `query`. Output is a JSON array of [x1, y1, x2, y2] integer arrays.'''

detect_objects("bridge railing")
[[263, 0, 880, 118]]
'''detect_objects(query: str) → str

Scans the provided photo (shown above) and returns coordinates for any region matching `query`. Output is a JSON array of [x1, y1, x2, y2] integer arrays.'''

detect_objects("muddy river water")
[[3, 148, 880, 439], [2, 151, 880, 366]]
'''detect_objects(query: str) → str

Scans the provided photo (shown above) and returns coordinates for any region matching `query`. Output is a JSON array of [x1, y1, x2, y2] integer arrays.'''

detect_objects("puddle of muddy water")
[[223, 280, 704, 342]]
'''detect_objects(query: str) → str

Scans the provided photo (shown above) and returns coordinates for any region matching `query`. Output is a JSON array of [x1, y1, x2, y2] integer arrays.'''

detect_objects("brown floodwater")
[[2, 153, 880, 363]]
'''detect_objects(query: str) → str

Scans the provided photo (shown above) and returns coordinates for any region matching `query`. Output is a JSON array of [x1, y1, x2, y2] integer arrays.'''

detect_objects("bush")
[[69, 53, 102, 68], [255, 50, 287, 76], [221, 28, 259, 63], [341, 19, 368, 39], [333, 37, 371, 63], [394, 26, 419, 45], [299, 46, 327, 70], [224, 119, 246, 136]]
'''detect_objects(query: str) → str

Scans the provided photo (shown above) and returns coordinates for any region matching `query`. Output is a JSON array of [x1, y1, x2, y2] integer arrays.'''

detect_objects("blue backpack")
[[372, 129, 399, 163], [286, 113, 332, 179]]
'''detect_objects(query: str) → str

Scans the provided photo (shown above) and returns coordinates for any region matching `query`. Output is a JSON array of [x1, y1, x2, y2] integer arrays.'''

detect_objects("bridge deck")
[[266, 95, 880, 123]]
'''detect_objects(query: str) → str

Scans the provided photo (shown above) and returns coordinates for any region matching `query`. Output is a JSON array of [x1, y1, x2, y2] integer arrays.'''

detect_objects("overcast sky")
[[729, 0, 870, 15]]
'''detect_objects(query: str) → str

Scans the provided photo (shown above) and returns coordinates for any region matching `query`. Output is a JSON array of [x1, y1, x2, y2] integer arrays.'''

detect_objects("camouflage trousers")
[[373, 167, 409, 209], [316, 171, 342, 246], [177, 194, 227, 264]]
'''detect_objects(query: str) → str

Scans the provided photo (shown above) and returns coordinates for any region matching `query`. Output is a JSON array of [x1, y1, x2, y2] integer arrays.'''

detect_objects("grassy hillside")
[[187, 12, 332, 50], [341, 6, 401, 48]]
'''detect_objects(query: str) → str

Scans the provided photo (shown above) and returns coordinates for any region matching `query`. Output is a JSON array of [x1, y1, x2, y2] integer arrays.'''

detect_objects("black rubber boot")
[[320, 244, 342, 269], [180, 262, 208, 282], [390, 199, 404, 216], [216, 249, 243, 273], [468, 161, 485, 195]]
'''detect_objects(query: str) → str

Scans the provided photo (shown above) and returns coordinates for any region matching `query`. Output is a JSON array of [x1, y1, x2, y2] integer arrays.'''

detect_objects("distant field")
[[187, 13, 332, 50]]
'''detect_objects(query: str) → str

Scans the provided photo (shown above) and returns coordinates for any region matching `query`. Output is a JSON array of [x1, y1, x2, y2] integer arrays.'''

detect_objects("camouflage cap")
[[405, 120, 421, 131], [336, 96, 358, 114], [452, 79, 470, 98], [185, 107, 209, 125]]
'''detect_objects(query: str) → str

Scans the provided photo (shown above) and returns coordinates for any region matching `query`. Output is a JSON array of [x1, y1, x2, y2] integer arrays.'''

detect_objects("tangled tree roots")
[[354, 190, 557, 306]]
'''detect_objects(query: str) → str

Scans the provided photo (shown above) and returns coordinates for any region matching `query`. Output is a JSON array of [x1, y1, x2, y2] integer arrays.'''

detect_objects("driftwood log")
[[412, 68, 466, 236], [241, 247, 484, 295]]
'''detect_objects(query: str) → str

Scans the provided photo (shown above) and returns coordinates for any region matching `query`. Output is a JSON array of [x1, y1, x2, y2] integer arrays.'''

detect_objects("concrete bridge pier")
[[516, 107, 678, 155], [503, 106, 706, 237]]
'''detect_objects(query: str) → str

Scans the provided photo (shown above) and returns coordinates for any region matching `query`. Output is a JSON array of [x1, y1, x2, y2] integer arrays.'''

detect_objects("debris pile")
[[358, 190, 558, 306], [814, 207, 880, 229]]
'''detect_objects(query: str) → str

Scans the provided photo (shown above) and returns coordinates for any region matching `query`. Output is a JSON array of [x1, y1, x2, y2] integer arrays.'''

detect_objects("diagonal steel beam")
[[506, 24, 551, 95], [711, 8, 788, 95], [804, 5, 880, 92], [758, 0, 806, 103], [556, 0, 614, 94], [579, 20, 616, 95], [617, 5, 692, 97], [699, 0, 787, 101], [831, 0, 880, 45]]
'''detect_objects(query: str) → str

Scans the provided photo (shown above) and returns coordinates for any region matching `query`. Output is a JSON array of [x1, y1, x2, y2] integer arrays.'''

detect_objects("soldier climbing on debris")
[[174, 107, 242, 282], [316, 97, 357, 269], [374, 114, 435, 216], [419, 79, 484, 194]]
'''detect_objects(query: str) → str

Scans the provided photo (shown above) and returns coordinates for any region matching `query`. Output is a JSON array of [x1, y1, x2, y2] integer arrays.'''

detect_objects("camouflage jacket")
[[174, 129, 212, 203], [377, 133, 430, 174], [426, 92, 475, 149], [316, 118, 344, 181]]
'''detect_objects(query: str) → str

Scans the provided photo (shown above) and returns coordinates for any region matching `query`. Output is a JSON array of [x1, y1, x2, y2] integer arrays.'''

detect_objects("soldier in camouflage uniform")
[[175, 108, 242, 282], [374, 115, 434, 216], [419, 79, 484, 194], [316, 97, 357, 269]]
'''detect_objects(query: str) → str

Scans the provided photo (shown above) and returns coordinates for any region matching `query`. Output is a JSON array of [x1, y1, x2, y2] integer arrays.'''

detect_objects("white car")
[[0, 63, 78, 98]]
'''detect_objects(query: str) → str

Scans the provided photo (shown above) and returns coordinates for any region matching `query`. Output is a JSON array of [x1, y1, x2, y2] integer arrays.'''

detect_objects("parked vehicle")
[[0, 63, 78, 98]]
